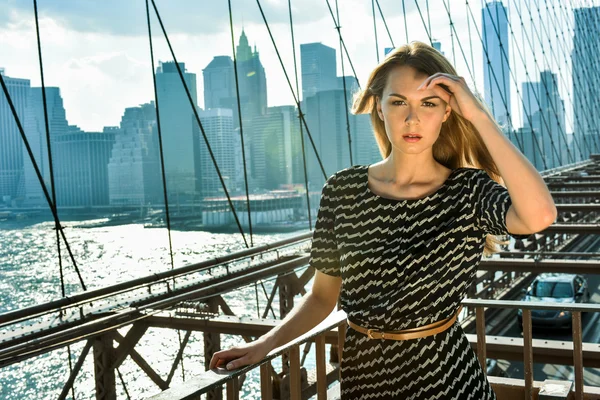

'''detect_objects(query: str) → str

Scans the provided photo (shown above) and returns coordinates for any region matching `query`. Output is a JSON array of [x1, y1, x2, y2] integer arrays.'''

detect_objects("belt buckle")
[[367, 328, 385, 340]]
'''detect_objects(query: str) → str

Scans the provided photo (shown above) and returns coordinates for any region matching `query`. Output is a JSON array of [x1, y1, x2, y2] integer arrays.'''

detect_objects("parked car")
[[486, 359, 507, 377], [517, 273, 590, 330]]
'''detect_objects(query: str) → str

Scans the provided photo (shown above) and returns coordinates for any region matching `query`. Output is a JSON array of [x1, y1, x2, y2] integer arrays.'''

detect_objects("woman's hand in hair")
[[416, 73, 486, 123]]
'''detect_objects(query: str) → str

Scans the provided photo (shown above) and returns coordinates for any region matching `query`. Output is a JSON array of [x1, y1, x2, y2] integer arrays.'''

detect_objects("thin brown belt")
[[347, 305, 463, 340]]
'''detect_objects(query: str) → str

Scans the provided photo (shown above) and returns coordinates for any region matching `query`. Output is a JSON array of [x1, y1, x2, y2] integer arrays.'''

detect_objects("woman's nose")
[[405, 108, 420, 124]]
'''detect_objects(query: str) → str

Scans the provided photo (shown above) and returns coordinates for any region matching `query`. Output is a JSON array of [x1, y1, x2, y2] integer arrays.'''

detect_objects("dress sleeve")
[[472, 169, 531, 240], [309, 173, 341, 277]]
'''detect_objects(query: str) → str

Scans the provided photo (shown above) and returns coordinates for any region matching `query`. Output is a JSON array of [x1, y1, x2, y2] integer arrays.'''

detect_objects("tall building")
[[236, 30, 267, 121], [155, 61, 199, 203], [108, 102, 161, 206], [0, 69, 29, 205], [432, 40, 444, 56], [203, 56, 236, 113], [482, 1, 511, 129], [304, 89, 379, 188], [521, 71, 566, 169], [53, 126, 116, 207], [300, 43, 337, 101], [246, 106, 302, 190], [22, 87, 68, 206], [572, 6, 600, 158], [197, 108, 236, 199]]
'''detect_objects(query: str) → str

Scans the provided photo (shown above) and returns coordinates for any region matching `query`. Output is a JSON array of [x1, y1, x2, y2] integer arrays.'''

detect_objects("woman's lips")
[[403, 136, 422, 143]]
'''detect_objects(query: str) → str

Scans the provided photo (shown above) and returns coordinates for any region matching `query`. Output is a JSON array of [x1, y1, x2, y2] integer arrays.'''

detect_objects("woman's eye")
[[392, 100, 405, 106], [423, 102, 436, 107]]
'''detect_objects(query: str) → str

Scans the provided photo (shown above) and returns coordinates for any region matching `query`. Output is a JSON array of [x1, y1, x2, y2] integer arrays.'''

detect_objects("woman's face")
[[376, 65, 452, 153]]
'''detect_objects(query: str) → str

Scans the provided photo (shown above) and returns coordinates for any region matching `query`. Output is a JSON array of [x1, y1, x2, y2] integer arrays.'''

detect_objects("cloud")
[[0, 0, 418, 37]]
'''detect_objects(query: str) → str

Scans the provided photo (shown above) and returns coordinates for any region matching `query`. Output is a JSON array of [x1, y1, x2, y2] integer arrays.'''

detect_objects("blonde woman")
[[210, 41, 556, 399]]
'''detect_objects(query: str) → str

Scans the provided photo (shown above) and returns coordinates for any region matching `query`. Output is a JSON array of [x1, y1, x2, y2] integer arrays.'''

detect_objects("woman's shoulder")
[[326, 164, 365, 185]]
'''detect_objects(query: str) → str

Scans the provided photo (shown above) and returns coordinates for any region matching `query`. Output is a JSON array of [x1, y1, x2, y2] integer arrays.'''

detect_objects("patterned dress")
[[309, 164, 529, 400]]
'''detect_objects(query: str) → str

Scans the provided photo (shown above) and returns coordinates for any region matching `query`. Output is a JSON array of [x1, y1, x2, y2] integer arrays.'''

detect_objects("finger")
[[417, 73, 441, 90], [417, 73, 457, 90], [429, 84, 452, 104], [425, 76, 460, 92], [224, 355, 252, 371], [210, 348, 246, 369]]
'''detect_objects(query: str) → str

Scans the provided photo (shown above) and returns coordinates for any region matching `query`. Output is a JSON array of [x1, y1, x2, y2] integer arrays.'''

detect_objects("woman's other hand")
[[416, 73, 486, 123], [209, 337, 273, 371]]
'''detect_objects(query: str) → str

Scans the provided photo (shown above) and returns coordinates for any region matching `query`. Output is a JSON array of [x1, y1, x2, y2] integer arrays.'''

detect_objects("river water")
[[0, 219, 317, 399]]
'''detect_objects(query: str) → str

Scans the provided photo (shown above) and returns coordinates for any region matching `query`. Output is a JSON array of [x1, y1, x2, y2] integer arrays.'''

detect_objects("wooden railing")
[[147, 300, 600, 400]]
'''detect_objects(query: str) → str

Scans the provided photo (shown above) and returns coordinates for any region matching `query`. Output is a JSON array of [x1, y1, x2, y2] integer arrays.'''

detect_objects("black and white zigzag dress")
[[309, 164, 529, 400]]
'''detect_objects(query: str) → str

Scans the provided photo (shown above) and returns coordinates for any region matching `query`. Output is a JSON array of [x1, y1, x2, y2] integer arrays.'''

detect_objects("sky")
[[0, 0, 588, 134]]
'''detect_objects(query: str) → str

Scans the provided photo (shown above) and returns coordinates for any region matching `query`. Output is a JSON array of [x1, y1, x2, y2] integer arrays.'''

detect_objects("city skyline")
[[1, 1, 596, 209], [0, 0, 575, 133]]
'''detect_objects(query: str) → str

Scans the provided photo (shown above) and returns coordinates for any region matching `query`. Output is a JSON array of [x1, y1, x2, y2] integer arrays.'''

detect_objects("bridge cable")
[[150, 0, 250, 248], [144, 0, 188, 382], [286, 0, 314, 229], [227, 0, 254, 247]]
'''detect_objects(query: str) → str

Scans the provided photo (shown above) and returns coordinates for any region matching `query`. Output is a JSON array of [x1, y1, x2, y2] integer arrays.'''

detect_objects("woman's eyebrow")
[[388, 93, 441, 101]]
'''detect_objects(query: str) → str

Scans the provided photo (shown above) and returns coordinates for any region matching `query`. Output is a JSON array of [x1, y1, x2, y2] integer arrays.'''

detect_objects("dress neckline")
[[364, 164, 459, 203]]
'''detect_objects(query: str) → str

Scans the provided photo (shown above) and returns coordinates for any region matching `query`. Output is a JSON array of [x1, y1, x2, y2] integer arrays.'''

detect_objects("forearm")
[[257, 292, 336, 351], [470, 112, 557, 227]]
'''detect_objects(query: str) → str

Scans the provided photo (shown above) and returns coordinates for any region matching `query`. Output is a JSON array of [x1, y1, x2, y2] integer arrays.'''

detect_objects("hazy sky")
[[0, 0, 582, 134]]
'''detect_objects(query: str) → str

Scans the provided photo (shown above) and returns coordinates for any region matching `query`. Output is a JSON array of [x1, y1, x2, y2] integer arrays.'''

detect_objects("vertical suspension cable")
[[414, 0, 434, 46], [466, 1, 476, 84], [150, 0, 250, 247], [33, 0, 66, 299], [372, 0, 380, 63], [24, 0, 86, 291], [286, 0, 314, 230], [31, 3, 78, 394], [426, 0, 432, 43], [448, 0, 457, 66], [507, 0, 583, 163], [254, 0, 329, 180], [375, 0, 395, 49], [144, 0, 187, 381], [333, 0, 354, 166], [227, 0, 254, 247], [560, 1, 597, 158], [402, 0, 409, 43]]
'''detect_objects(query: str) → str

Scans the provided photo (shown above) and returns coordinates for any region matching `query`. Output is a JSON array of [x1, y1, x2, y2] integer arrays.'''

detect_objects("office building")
[[108, 102, 161, 206], [482, 1, 511, 129], [155, 61, 199, 202]]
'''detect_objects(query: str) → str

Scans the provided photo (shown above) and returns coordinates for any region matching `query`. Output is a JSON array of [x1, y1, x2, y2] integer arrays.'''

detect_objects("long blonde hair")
[[352, 41, 509, 255]]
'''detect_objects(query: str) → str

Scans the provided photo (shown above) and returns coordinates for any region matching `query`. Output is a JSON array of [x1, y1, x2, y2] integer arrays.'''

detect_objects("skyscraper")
[[22, 87, 68, 206], [108, 102, 161, 206], [0, 69, 29, 205], [197, 108, 236, 199], [236, 30, 267, 120], [53, 126, 116, 207], [482, 1, 511, 129], [521, 71, 566, 169], [300, 43, 337, 101], [304, 88, 379, 187], [203, 56, 236, 113], [247, 106, 302, 190], [572, 6, 600, 158], [155, 61, 199, 202]]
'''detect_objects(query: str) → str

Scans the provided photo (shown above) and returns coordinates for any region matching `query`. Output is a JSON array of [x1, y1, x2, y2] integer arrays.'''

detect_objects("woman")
[[209, 41, 556, 399]]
